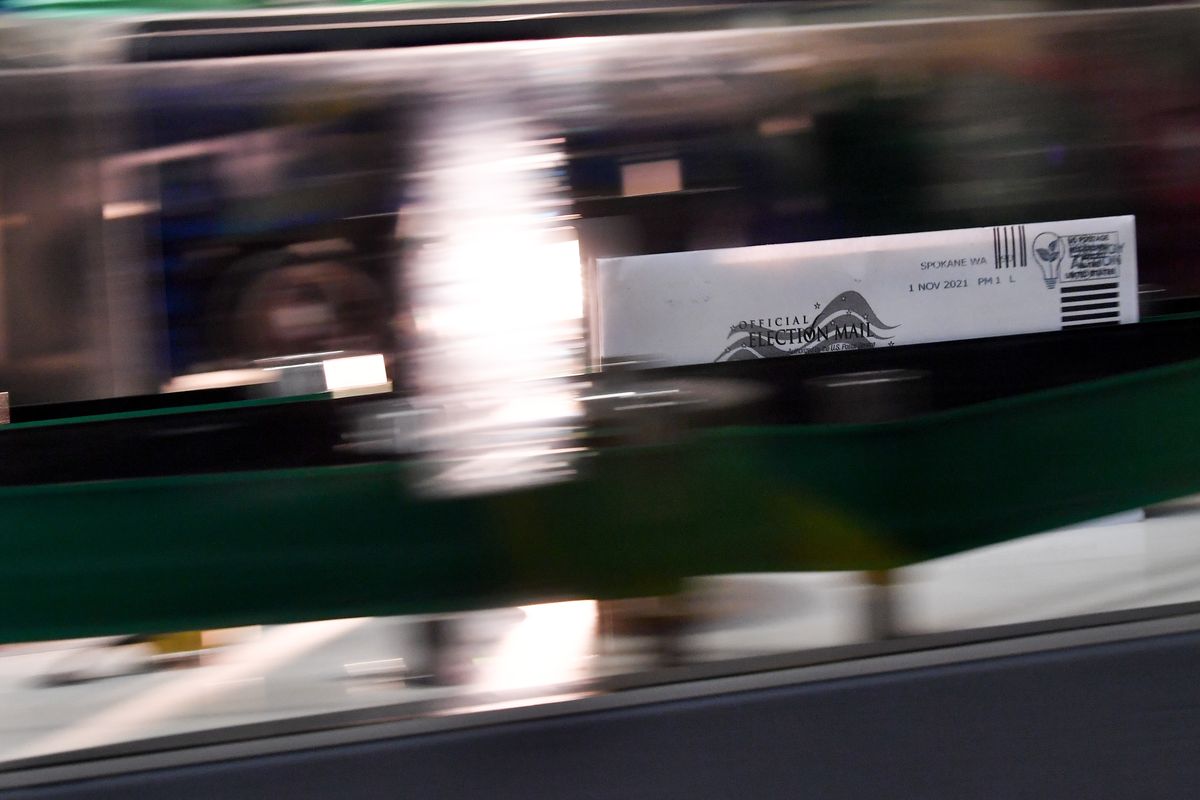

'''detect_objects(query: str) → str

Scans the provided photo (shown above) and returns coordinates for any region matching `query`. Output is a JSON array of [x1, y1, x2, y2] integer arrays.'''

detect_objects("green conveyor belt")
[[2, 355, 1200, 643]]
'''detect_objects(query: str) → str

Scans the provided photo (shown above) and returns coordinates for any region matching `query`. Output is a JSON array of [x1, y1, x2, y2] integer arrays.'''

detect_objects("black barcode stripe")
[[1063, 311, 1121, 322], [1062, 291, 1119, 303], [991, 225, 1028, 268], [1061, 301, 1119, 312], [1063, 302, 1119, 311], [1062, 282, 1118, 293]]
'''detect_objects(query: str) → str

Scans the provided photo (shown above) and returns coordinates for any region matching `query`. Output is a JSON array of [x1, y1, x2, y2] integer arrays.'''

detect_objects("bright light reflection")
[[407, 105, 586, 496], [477, 600, 598, 692], [322, 353, 389, 393]]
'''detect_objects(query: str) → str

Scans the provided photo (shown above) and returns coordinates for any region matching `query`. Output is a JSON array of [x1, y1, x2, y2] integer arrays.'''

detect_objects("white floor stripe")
[[5, 618, 369, 762]]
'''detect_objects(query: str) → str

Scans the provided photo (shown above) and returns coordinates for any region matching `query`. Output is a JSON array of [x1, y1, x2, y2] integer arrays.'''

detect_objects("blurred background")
[[3, 1, 1200, 794]]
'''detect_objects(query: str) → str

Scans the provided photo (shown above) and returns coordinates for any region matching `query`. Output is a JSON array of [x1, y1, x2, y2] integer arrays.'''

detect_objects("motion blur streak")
[[405, 101, 585, 497]]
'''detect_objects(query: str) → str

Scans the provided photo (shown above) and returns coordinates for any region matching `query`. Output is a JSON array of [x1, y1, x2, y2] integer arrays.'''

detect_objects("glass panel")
[[2, 2, 1200, 772]]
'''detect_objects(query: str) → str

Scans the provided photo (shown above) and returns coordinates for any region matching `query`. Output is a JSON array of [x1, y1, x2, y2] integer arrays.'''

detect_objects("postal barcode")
[[993, 225, 1027, 269], [1061, 282, 1119, 328]]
